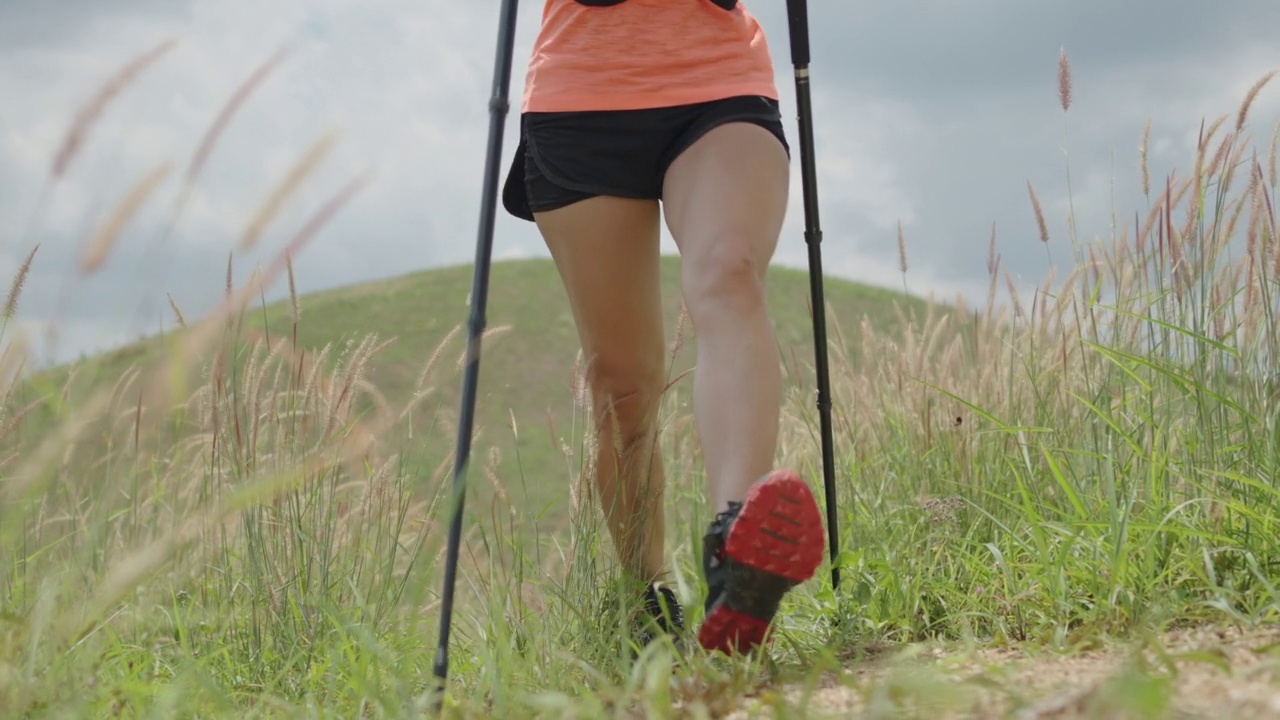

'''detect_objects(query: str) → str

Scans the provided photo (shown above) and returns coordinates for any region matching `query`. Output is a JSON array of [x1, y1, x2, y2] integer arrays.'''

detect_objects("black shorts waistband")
[[502, 95, 789, 221]]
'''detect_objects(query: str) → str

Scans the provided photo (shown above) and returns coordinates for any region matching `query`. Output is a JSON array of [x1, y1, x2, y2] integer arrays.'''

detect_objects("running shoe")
[[697, 468, 826, 654], [635, 581, 684, 649]]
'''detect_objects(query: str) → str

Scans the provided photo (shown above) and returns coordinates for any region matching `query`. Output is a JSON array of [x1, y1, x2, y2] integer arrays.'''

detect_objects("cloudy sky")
[[2, 0, 1278, 366]]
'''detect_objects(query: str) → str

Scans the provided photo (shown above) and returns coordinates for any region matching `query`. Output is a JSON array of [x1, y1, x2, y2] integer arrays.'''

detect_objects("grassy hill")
[[30, 254, 937, 532], [10, 61, 1280, 720]]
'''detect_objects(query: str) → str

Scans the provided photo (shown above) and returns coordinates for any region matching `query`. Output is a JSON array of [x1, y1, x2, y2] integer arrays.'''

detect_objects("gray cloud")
[[756, 1, 1280, 301], [2, 0, 1278, 366], [769, 0, 1280, 102], [0, 0, 184, 50]]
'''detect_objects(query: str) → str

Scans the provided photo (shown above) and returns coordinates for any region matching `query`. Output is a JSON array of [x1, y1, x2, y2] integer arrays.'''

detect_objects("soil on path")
[[726, 624, 1280, 719]]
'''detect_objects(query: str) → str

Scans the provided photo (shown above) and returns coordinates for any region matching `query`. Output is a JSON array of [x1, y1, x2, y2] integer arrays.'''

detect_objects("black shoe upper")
[[636, 582, 684, 648], [701, 500, 742, 614]]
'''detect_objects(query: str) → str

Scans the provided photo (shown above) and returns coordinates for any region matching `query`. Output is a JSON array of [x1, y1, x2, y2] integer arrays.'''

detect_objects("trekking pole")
[[430, 0, 520, 711], [785, 0, 841, 593]]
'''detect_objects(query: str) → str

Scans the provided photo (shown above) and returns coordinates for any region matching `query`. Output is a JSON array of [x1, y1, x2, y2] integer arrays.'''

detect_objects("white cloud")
[[1, 0, 1278, 366]]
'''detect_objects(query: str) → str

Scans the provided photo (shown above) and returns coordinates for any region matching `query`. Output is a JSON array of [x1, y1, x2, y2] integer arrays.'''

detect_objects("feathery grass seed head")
[[1058, 46, 1072, 112], [53, 39, 177, 178], [1027, 180, 1049, 244], [81, 162, 173, 274], [5, 245, 38, 320], [1236, 70, 1276, 133]]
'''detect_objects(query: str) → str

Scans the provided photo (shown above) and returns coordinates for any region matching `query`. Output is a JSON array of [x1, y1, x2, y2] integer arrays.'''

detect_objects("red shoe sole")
[[697, 469, 826, 654]]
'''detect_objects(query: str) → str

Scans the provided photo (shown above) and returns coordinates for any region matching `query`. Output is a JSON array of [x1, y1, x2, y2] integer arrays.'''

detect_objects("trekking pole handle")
[[785, 0, 810, 67]]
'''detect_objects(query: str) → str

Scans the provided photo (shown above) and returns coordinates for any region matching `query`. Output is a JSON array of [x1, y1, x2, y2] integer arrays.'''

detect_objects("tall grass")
[[1, 41, 1279, 718]]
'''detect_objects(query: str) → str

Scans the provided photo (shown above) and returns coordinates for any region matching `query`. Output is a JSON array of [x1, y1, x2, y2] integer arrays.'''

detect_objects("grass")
[[27, 251, 923, 533], [2, 40, 1280, 719]]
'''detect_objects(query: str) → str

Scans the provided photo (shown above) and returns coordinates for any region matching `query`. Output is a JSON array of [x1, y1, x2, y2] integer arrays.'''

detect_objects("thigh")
[[660, 121, 790, 274], [534, 196, 666, 398]]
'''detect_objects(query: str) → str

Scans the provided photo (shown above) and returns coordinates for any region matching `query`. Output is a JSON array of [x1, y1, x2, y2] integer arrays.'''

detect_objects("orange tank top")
[[521, 0, 779, 113]]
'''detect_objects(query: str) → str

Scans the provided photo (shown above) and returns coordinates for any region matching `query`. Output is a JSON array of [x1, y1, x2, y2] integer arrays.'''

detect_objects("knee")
[[585, 355, 663, 435], [682, 239, 768, 323]]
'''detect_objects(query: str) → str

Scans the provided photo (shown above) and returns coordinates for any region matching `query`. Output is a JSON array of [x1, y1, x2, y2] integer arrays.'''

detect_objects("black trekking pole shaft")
[[785, 0, 840, 593], [431, 0, 520, 710]]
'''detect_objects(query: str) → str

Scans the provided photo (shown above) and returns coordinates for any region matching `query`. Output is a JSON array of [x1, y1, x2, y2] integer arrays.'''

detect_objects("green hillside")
[[32, 254, 937, 530]]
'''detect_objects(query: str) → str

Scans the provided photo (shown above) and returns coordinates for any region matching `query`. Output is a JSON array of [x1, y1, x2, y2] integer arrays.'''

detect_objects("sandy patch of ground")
[[726, 624, 1280, 719]]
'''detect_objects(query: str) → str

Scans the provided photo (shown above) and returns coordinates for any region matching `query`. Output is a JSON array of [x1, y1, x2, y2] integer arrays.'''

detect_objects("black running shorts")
[[501, 94, 790, 222]]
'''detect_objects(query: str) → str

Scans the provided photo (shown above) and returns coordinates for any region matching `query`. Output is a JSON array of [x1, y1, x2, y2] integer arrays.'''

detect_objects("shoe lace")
[[704, 501, 743, 568], [640, 584, 683, 641], [710, 501, 742, 535]]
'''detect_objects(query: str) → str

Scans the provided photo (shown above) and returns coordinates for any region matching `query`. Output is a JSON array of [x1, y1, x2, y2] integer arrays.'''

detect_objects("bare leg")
[[534, 196, 668, 583], [661, 122, 791, 514], [662, 122, 823, 656]]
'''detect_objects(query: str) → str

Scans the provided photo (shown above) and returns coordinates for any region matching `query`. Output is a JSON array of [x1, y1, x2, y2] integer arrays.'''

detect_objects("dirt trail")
[[726, 625, 1280, 719]]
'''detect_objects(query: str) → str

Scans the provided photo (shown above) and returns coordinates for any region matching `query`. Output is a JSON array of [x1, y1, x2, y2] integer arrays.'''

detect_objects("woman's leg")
[[662, 119, 825, 654], [533, 196, 669, 584], [660, 121, 790, 514]]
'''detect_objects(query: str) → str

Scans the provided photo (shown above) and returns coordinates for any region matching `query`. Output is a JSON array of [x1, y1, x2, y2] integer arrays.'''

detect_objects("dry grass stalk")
[[1244, 250, 1257, 322], [80, 161, 173, 274], [1269, 119, 1279, 188], [1037, 267, 1059, 329], [167, 293, 187, 329], [1272, 217, 1280, 280], [1167, 176, 1196, 238], [0, 338, 29, 408], [1208, 131, 1236, 181], [987, 222, 998, 275], [4, 244, 38, 320], [1003, 269, 1025, 319], [286, 251, 300, 327], [1210, 281, 1226, 341], [61, 414, 382, 651], [322, 334, 393, 441], [239, 131, 341, 252], [1168, 215, 1188, 304], [1222, 127, 1251, 195], [140, 171, 372, 431], [1, 389, 112, 506], [669, 303, 689, 357], [1027, 180, 1050, 244], [897, 220, 909, 274], [187, 46, 290, 183], [107, 365, 142, 414], [52, 39, 177, 178], [246, 344, 275, 455], [0, 397, 44, 443], [454, 326, 513, 371], [1248, 168, 1264, 261], [1132, 209, 1148, 261], [1141, 120, 1152, 197], [1236, 70, 1277, 133], [1058, 47, 1072, 112], [661, 367, 694, 397], [1221, 156, 1256, 245], [985, 251, 1002, 325], [300, 342, 333, 416], [572, 349, 589, 410], [1192, 138, 1209, 229], [1202, 114, 1229, 155], [485, 446, 510, 507], [413, 324, 460, 396]]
